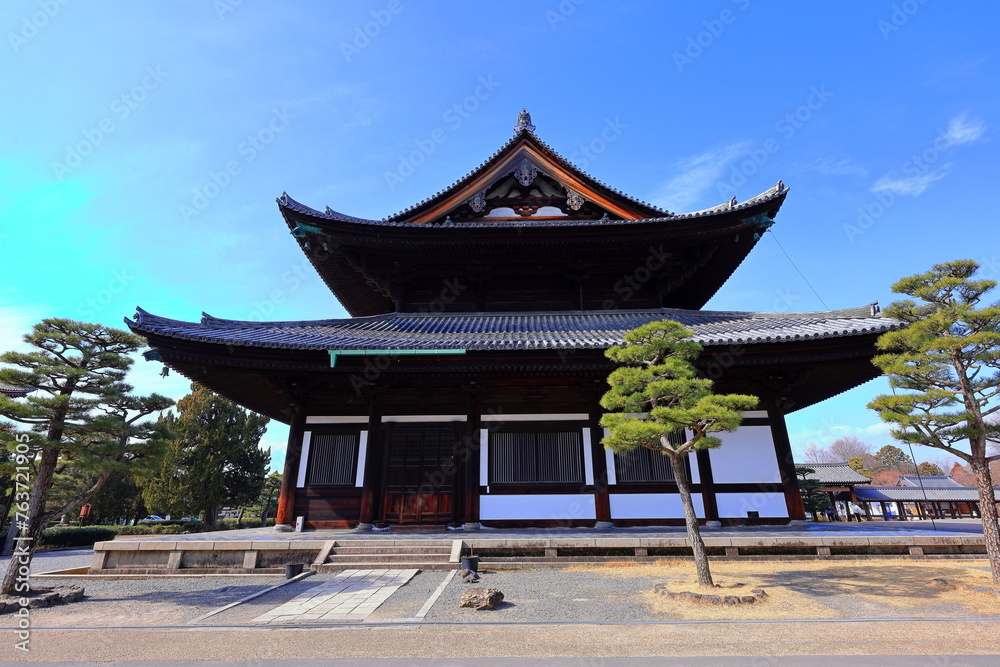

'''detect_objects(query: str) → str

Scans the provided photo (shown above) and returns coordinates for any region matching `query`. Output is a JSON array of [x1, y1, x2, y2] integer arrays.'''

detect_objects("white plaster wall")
[[609, 493, 705, 519], [716, 492, 789, 518], [296, 431, 312, 488], [479, 494, 596, 521], [708, 426, 781, 484]]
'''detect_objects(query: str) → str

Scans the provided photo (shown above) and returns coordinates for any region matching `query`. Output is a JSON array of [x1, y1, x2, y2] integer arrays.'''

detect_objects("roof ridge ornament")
[[514, 108, 535, 134]]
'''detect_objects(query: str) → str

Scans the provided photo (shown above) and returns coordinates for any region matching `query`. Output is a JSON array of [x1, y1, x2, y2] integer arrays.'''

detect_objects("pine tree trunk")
[[670, 454, 714, 587], [970, 457, 1000, 584], [1, 448, 58, 595]]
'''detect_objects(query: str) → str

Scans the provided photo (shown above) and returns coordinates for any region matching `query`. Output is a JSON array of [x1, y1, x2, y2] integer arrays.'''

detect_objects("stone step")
[[326, 553, 452, 563], [314, 561, 457, 572], [331, 546, 452, 555]]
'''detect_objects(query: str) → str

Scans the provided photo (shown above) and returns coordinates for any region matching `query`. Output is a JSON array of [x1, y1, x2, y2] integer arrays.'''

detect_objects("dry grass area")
[[568, 559, 1000, 620]]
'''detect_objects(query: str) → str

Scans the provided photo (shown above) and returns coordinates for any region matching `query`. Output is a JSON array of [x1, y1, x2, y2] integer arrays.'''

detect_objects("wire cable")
[[767, 230, 830, 310]]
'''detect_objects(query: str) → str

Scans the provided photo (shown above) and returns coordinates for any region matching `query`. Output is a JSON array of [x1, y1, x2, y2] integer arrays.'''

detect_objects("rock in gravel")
[[460, 569, 480, 583], [459, 587, 504, 610]]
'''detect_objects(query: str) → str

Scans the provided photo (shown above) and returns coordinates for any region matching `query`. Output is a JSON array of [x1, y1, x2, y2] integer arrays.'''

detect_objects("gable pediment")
[[393, 130, 663, 224]]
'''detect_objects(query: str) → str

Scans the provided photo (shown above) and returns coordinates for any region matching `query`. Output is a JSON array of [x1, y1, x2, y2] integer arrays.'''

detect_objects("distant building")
[[0, 383, 32, 398], [798, 462, 871, 518], [855, 474, 1000, 519]]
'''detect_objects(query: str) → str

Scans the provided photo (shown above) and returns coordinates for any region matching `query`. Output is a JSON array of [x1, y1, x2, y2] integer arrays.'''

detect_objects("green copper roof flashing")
[[328, 348, 467, 367]]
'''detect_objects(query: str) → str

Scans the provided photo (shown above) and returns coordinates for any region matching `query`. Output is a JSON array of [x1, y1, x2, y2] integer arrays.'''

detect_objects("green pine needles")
[[599, 320, 758, 586]]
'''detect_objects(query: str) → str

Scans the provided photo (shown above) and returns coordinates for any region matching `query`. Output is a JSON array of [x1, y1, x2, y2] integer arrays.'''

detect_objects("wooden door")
[[381, 424, 456, 525]]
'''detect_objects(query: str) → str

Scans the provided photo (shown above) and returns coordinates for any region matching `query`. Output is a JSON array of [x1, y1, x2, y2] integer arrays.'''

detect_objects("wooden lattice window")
[[490, 430, 583, 483], [306, 433, 359, 485], [613, 430, 687, 483]]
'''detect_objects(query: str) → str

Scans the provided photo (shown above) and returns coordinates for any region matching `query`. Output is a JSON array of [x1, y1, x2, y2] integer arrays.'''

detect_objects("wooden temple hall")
[[129, 110, 901, 531]]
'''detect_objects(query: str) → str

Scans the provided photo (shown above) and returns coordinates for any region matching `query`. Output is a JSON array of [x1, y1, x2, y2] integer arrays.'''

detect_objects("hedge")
[[40, 526, 119, 548]]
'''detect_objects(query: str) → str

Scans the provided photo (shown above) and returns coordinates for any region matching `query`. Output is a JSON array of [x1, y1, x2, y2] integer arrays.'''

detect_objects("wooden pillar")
[[356, 394, 383, 530], [462, 387, 481, 528], [696, 450, 719, 523], [275, 412, 306, 531], [767, 407, 806, 521], [589, 406, 612, 528]]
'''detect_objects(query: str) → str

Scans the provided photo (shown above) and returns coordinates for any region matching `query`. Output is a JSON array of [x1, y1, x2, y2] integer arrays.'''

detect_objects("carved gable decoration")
[[388, 117, 663, 224]]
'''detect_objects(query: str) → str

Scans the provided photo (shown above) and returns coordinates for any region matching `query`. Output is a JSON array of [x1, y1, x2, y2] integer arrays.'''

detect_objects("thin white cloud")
[[653, 141, 752, 212], [810, 157, 869, 180], [942, 113, 986, 146], [867, 113, 985, 199], [871, 165, 950, 196]]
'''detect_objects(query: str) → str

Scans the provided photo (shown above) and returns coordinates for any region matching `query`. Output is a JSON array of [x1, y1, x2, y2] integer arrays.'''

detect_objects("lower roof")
[[127, 304, 898, 352], [855, 486, 1000, 502]]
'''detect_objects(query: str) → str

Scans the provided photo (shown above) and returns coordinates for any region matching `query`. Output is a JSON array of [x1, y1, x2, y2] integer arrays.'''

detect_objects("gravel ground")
[[0, 574, 285, 628], [6, 561, 998, 629], [420, 568, 665, 623]]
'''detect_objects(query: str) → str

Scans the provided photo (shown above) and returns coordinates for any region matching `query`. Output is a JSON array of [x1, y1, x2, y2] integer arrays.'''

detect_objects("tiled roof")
[[897, 475, 965, 488], [855, 486, 1000, 502], [797, 462, 872, 485], [127, 305, 900, 353], [276, 183, 787, 229], [0, 383, 32, 398]]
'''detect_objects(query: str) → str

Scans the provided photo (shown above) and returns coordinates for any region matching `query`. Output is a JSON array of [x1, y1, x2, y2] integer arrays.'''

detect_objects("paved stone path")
[[251, 569, 417, 624]]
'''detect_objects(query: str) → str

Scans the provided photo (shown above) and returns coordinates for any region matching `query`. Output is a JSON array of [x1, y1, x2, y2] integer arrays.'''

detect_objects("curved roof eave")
[[126, 303, 902, 353], [276, 182, 788, 234]]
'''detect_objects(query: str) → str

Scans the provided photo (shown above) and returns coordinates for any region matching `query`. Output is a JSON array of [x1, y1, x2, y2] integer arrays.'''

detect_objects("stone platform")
[[82, 520, 992, 575]]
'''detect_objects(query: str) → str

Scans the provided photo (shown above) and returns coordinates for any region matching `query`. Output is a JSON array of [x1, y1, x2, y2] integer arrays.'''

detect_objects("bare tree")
[[801, 444, 833, 463]]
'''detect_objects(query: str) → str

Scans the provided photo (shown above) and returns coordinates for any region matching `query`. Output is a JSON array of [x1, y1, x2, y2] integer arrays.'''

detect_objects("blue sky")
[[2, 1, 997, 472]]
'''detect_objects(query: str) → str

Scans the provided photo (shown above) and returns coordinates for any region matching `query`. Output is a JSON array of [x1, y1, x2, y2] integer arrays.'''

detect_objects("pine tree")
[[917, 461, 945, 477], [868, 259, 1000, 584], [600, 320, 758, 586], [145, 385, 270, 530], [0, 319, 173, 595], [847, 456, 872, 478], [795, 467, 831, 520]]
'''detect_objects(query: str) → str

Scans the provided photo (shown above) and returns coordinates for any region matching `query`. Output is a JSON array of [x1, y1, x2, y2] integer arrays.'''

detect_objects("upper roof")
[[897, 475, 966, 488], [798, 462, 872, 486], [276, 107, 787, 226], [276, 111, 789, 316], [128, 304, 895, 353]]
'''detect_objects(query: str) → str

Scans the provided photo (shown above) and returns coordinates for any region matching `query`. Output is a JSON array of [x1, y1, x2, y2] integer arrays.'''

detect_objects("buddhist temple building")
[[798, 461, 872, 518], [128, 110, 902, 531], [855, 475, 1000, 520]]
